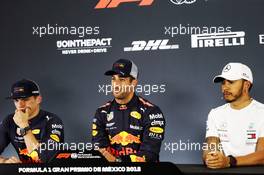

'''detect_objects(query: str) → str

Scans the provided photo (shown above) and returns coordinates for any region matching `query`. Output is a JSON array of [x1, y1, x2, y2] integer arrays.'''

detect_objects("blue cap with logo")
[[6, 79, 40, 99], [104, 59, 138, 79]]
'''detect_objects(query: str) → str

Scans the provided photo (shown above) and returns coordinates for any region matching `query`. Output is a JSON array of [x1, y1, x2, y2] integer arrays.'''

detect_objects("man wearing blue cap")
[[203, 63, 264, 169], [0, 79, 64, 163], [92, 59, 166, 162]]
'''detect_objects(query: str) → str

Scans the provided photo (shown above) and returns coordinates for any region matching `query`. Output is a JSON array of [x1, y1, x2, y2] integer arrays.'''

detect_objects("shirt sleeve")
[[0, 117, 11, 154], [259, 120, 264, 138], [130, 106, 166, 162], [205, 109, 218, 138], [36, 116, 64, 163], [91, 108, 110, 148]]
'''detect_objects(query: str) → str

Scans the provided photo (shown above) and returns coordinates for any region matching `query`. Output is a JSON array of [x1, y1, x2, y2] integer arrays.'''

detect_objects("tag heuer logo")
[[170, 0, 197, 5]]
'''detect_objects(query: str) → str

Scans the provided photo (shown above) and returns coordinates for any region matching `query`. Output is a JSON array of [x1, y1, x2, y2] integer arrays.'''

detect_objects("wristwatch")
[[19, 126, 31, 136], [228, 155, 237, 167], [115, 157, 122, 162]]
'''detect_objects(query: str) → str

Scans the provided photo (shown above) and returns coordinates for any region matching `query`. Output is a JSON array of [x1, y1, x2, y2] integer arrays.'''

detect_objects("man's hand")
[[99, 148, 116, 162], [3, 156, 22, 163], [205, 151, 230, 169], [13, 108, 30, 128]]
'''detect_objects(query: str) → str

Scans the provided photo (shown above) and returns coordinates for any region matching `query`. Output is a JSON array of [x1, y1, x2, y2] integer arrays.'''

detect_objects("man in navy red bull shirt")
[[0, 79, 64, 163], [92, 59, 166, 162]]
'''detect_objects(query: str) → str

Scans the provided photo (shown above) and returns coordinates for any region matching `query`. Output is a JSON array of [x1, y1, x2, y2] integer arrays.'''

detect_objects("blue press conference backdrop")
[[1, 0, 264, 163]]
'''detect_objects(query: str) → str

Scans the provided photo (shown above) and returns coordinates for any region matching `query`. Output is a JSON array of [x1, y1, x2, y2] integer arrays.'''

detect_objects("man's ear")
[[132, 79, 138, 87], [243, 81, 251, 93], [36, 95, 42, 104]]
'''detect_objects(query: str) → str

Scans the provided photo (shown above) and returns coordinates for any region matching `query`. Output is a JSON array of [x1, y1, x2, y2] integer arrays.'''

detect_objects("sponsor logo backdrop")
[[1, 0, 264, 163]]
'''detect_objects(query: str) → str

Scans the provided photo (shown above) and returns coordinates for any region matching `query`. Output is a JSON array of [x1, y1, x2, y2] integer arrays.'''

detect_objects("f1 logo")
[[95, 0, 154, 9]]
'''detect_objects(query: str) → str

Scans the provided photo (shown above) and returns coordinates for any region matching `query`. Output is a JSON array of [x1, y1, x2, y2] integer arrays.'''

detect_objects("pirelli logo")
[[191, 31, 245, 48]]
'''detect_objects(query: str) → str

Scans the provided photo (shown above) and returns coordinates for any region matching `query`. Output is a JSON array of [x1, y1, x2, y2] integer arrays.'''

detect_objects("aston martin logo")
[[170, 0, 197, 5]]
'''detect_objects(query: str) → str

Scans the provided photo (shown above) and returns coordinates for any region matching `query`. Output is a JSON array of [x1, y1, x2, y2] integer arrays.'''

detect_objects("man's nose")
[[112, 80, 121, 85], [17, 99, 26, 107], [222, 82, 229, 92]]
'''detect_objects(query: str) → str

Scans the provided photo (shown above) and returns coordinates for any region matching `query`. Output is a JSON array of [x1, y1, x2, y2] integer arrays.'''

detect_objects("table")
[[177, 164, 264, 174]]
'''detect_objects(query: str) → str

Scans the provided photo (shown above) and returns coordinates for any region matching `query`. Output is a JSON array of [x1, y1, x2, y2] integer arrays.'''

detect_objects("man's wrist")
[[19, 123, 29, 129], [0, 157, 7, 163], [19, 126, 31, 136], [226, 156, 231, 167], [115, 157, 122, 162], [24, 129, 32, 137]]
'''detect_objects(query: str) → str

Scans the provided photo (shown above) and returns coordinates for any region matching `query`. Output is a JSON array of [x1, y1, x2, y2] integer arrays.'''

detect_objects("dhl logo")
[[95, 0, 154, 9], [110, 131, 141, 146]]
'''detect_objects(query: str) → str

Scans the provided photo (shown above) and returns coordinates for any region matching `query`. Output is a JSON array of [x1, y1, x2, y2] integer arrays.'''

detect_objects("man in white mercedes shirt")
[[203, 62, 264, 169]]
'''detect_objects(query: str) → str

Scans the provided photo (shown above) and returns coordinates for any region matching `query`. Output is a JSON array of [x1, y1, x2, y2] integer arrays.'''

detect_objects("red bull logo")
[[19, 148, 28, 156], [110, 131, 141, 146], [119, 105, 127, 110], [109, 147, 137, 156], [114, 63, 125, 68], [19, 148, 40, 163], [14, 87, 24, 93]]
